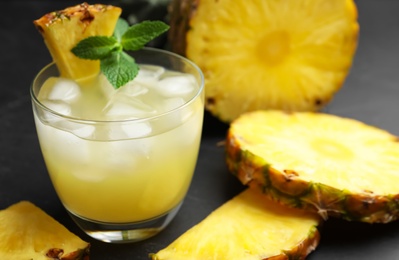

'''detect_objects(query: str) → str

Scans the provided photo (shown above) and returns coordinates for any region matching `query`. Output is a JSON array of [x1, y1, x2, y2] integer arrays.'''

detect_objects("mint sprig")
[[71, 19, 169, 89]]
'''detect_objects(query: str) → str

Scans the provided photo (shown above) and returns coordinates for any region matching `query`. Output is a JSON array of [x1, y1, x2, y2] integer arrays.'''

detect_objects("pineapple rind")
[[34, 3, 121, 80], [226, 110, 399, 223], [168, 0, 197, 57], [0, 201, 89, 260], [169, 0, 359, 122], [152, 189, 321, 260]]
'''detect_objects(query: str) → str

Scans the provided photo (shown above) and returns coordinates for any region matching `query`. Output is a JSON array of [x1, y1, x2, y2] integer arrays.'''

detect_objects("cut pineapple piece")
[[226, 110, 399, 223], [152, 189, 321, 260], [34, 2, 121, 80], [169, 0, 359, 122], [0, 201, 89, 260]]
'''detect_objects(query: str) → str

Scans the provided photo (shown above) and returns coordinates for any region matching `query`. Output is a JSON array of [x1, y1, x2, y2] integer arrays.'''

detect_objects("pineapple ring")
[[226, 110, 399, 223], [169, 0, 359, 122]]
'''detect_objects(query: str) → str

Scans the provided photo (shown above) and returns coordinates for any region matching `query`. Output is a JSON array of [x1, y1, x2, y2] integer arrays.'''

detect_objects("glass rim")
[[30, 47, 205, 124]]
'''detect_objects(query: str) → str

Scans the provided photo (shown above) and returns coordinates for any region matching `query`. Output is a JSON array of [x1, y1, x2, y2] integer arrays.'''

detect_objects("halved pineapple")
[[151, 189, 321, 260], [169, 0, 359, 122], [34, 2, 121, 80], [226, 110, 399, 223], [0, 201, 89, 260]]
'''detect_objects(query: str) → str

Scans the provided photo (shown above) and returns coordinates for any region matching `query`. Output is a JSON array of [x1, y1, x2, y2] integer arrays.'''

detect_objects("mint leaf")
[[71, 36, 119, 60], [113, 18, 129, 42], [100, 51, 139, 89], [71, 18, 169, 89], [121, 20, 169, 51]]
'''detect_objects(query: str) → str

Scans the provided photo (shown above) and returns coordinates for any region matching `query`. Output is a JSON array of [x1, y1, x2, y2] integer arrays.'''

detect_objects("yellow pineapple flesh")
[[226, 110, 399, 223], [0, 201, 89, 260], [34, 2, 121, 81], [169, 0, 359, 122], [152, 189, 321, 260]]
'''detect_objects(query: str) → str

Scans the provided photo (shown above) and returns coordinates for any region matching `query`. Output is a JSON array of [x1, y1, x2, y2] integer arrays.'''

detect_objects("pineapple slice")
[[0, 201, 89, 260], [169, 0, 359, 122], [152, 189, 321, 259], [226, 110, 399, 223], [34, 2, 121, 80]]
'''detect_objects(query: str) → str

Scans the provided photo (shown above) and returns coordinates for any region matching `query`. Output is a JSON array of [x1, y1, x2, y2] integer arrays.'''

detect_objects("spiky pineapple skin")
[[168, 0, 198, 56], [225, 114, 399, 223], [46, 246, 90, 260], [266, 226, 320, 260]]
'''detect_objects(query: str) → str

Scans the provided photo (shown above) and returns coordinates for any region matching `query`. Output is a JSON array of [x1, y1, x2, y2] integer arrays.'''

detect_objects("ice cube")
[[104, 138, 153, 173], [119, 82, 149, 97], [104, 100, 156, 119], [98, 74, 149, 99], [98, 74, 115, 99], [121, 122, 152, 139], [107, 122, 152, 140], [47, 78, 80, 102], [156, 75, 196, 98], [70, 124, 96, 139], [137, 65, 165, 79], [133, 65, 165, 88], [41, 100, 71, 115], [160, 97, 186, 113], [41, 100, 72, 119], [35, 118, 90, 165], [38, 100, 96, 139], [101, 74, 157, 119]]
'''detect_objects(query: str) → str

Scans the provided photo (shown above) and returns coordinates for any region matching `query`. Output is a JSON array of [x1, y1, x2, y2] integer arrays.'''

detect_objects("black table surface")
[[1, 1, 399, 259]]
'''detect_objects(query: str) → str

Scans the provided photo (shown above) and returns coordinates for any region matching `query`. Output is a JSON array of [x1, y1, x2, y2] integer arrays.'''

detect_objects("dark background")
[[1, 1, 399, 259]]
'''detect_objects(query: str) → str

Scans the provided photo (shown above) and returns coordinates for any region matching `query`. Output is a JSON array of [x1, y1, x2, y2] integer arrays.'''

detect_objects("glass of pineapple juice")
[[30, 48, 205, 243]]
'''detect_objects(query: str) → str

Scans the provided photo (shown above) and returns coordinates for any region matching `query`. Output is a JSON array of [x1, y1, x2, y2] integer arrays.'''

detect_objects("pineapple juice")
[[31, 49, 204, 242], [34, 66, 203, 223]]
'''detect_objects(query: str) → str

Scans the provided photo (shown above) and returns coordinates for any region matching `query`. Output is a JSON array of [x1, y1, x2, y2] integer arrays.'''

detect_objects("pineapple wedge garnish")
[[169, 0, 359, 122], [34, 2, 121, 80], [152, 189, 321, 260], [0, 201, 89, 260], [226, 110, 399, 223]]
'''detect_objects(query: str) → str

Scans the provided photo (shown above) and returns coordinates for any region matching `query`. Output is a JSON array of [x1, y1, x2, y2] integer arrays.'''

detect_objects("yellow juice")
[[33, 65, 204, 223]]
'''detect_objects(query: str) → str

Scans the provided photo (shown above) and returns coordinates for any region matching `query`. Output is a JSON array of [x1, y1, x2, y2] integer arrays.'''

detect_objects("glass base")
[[67, 202, 182, 243]]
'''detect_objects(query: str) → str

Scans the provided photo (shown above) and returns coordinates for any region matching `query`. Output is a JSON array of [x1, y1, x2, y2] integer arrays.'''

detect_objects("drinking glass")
[[31, 48, 205, 243]]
